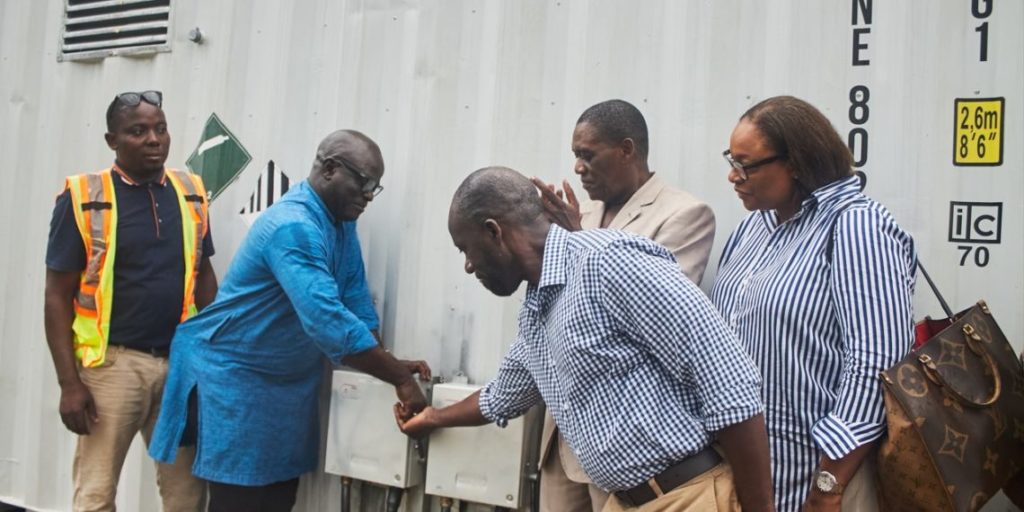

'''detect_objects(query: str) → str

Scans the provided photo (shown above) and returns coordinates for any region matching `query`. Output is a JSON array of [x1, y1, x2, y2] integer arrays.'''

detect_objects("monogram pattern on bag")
[[897, 364, 928, 397], [937, 339, 967, 370], [969, 492, 989, 510], [1012, 370, 1024, 398], [938, 425, 969, 463], [983, 408, 1005, 440], [943, 394, 965, 414], [983, 448, 999, 476], [878, 302, 1024, 512], [878, 392, 952, 511]]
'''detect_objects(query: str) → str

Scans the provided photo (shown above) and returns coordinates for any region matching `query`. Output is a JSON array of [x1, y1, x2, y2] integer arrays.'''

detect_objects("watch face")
[[816, 471, 836, 492]]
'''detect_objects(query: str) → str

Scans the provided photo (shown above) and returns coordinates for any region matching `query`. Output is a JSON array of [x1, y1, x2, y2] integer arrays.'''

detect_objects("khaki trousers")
[[539, 433, 610, 512], [602, 464, 739, 512], [73, 346, 204, 512]]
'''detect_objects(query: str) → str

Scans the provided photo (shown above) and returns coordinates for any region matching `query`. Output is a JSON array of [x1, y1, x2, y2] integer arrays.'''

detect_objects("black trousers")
[[207, 477, 300, 512]]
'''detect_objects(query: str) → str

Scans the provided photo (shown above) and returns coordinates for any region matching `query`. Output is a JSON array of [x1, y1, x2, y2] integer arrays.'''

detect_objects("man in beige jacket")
[[532, 99, 715, 511]]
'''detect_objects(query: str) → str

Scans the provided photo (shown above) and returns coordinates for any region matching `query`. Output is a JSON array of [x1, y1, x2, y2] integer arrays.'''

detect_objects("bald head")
[[309, 129, 384, 221], [311, 129, 383, 177], [448, 167, 550, 296], [449, 166, 545, 229]]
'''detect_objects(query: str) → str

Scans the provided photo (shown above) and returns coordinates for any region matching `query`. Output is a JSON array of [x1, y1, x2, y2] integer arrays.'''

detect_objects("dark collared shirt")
[[46, 166, 215, 349]]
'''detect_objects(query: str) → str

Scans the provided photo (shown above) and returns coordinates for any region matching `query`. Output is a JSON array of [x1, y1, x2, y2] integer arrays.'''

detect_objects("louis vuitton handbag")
[[877, 263, 1024, 511]]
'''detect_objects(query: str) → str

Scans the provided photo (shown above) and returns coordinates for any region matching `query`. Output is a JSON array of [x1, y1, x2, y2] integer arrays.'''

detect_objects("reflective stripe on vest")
[[65, 168, 209, 367], [166, 169, 209, 321]]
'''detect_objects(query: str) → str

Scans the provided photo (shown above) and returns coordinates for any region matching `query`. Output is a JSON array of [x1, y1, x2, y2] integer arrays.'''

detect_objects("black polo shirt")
[[46, 168, 215, 350]]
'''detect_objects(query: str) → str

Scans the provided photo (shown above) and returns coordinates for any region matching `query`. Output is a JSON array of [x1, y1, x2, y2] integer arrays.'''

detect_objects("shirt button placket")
[[734, 242, 770, 326]]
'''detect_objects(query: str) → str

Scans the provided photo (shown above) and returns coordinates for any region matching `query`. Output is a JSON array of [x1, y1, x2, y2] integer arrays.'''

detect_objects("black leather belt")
[[111, 344, 171, 358], [615, 446, 722, 507]]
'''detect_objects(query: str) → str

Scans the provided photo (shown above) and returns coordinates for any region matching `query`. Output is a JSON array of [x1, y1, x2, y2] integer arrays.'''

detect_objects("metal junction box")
[[324, 369, 426, 488], [424, 382, 542, 508]]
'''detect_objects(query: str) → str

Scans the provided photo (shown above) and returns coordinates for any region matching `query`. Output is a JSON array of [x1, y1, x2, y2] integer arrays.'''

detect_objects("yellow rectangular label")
[[954, 98, 1004, 166]]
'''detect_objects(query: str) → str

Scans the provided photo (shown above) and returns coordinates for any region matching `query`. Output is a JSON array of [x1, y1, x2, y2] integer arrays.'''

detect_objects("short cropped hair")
[[105, 97, 151, 132], [450, 167, 545, 227], [741, 96, 854, 191], [576, 99, 649, 158]]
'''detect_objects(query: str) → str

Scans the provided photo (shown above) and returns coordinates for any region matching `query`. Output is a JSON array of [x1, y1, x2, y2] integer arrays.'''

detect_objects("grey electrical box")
[[424, 382, 542, 508], [324, 369, 426, 488]]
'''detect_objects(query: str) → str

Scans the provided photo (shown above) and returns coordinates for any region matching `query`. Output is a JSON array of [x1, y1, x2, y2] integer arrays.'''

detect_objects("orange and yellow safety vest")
[[64, 167, 209, 367]]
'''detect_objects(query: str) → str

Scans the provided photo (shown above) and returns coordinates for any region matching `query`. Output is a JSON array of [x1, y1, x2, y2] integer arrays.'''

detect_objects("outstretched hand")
[[394, 378, 428, 420], [394, 404, 437, 438], [531, 177, 583, 231], [399, 359, 432, 382], [394, 389, 488, 439]]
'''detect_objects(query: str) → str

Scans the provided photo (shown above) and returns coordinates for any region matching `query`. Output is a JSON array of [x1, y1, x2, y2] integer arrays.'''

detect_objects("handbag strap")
[[822, 173, 954, 319], [916, 262, 954, 318], [824, 172, 867, 263]]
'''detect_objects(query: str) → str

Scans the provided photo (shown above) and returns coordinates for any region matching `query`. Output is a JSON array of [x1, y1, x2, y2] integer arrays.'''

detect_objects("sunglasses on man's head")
[[114, 90, 163, 108]]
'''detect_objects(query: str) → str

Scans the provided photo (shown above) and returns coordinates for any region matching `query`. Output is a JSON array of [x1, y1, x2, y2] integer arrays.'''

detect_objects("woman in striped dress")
[[710, 96, 916, 511]]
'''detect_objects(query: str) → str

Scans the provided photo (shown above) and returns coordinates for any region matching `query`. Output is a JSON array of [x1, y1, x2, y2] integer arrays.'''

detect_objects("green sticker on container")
[[186, 113, 252, 200]]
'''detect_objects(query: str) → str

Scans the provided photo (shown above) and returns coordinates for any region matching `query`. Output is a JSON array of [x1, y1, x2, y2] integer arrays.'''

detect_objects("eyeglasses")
[[114, 90, 163, 108], [722, 149, 783, 180], [318, 155, 384, 197]]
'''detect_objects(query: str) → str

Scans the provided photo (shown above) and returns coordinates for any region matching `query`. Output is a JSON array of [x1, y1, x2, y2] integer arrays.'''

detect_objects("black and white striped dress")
[[711, 175, 916, 511]]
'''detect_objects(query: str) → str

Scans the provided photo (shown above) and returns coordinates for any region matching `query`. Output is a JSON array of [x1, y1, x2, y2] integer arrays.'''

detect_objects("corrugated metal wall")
[[1, 1, 1021, 510]]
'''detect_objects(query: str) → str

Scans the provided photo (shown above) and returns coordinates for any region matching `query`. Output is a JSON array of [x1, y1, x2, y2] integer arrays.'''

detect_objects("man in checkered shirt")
[[396, 167, 775, 511]]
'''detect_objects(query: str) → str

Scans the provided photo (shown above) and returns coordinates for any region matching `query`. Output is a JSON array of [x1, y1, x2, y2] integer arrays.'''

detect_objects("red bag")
[[912, 265, 956, 349], [914, 316, 953, 349]]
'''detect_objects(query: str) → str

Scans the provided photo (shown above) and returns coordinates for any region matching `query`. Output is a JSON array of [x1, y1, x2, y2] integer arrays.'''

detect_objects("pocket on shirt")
[[562, 333, 643, 380]]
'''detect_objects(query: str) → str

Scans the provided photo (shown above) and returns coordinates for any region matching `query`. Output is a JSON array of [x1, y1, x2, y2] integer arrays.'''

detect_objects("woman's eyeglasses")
[[722, 149, 784, 180]]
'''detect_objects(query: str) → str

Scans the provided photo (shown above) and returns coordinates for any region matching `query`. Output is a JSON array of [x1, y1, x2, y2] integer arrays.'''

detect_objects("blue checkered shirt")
[[478, 225, 764, 491]]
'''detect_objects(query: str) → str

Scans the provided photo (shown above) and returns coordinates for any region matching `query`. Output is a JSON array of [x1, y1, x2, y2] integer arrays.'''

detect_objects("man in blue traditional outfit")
[[150, 129, 429, 511]]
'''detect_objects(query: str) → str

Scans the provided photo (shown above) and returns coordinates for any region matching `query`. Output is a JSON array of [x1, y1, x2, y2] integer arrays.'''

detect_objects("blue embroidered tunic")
[[149, 181, 379, 485]]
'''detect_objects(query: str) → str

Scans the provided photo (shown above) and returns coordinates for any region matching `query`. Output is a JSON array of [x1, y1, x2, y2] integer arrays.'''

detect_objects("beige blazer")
[[582, 174, 714, 283], [539, 173, 716, 483]]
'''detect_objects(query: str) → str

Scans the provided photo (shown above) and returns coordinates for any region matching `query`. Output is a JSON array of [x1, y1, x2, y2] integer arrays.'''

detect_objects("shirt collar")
[[294, 180, 338, 224], [112, 163, 167, 186], [759, 174, 862, 229], [524, 224, 568, 312], [809, 174, 861, 206]]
